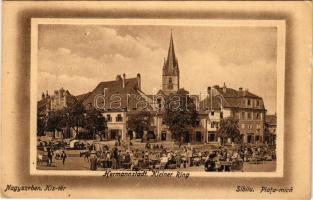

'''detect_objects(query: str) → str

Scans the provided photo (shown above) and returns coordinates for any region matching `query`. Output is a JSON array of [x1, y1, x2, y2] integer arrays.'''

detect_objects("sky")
[[38, 25, 277, 114]]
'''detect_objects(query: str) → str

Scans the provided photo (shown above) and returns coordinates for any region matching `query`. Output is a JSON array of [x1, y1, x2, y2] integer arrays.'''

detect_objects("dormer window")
[[106, 114, 112, 122]]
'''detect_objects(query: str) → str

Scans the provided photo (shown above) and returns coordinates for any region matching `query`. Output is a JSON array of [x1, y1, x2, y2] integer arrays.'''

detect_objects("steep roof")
[[199, 85, 265, 110], [214, 86, 260, 98], [76, 92, 91, 103], [37, 98, 49, 110], [266, 115, 277, 125], [81, 76, 152, 111], [199, 96, 223, 111]]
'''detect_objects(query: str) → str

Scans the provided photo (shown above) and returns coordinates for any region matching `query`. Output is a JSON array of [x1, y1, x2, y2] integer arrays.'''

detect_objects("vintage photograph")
[[31, 19, 284, 175], [2, 1, 312, 199]]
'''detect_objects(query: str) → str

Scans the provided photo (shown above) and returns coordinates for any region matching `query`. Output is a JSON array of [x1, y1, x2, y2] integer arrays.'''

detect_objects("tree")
[[84, 108, 107, 140], [37, 115, 46, 136], [63, 102, 85, 139], [217, 116, 241, 145], [163, 89, 199, 145], [127, 111, 152, 139], [46, 110, 65, 138]]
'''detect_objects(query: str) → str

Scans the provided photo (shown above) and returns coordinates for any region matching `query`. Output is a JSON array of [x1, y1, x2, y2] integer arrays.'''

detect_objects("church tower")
[[162, 31, 180, 95]]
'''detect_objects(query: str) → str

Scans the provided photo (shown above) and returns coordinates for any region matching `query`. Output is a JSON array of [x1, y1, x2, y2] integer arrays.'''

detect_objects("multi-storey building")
[[264, 114, 277, 145], [37, 88, 77, 137], [79, 73, 152, 141], [199, 85, 266, 144]]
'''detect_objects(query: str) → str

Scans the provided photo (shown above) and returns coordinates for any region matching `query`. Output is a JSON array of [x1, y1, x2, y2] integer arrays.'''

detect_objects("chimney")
[[223, 82, 227, 93], [116, 74, 122, 81], [238, 87, 243, 96], [122, 73, 126, 88], [137, 73, 141, 90], [207, 86, 212, 111], [42, 92, 45, 100], [207, 86, 211, 94], [60, 88, 64, 97]]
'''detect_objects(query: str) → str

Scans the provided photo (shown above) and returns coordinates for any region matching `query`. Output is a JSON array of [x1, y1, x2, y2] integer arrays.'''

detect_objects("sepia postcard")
[[1, 1, 312, 199]]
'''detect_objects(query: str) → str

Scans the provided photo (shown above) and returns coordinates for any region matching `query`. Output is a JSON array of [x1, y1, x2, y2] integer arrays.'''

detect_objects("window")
[[211, 123, 215, 128], [148, 131, 156, 140], [157, 98, 162, 110], [256, 100, 260, 107], [196, 132, 202, 142], [247, 135, 254, 143], [220, 112, 223, 119], [208, 133, 215, 142], [256, 112, 260, 119], [161, 132, 167, 140], [241, 112, 245, 119], [116, 114, 123, 122], [161, 132, 167, 141], [247, 99, 251, 106], [107, 114, 112, 122], [168, 77, 173, 89], [211, 111, 215, 116]]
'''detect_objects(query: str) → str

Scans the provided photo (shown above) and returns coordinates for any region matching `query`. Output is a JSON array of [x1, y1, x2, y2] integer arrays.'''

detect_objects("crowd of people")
[[37, 137, 275, 172], [80, 142, 276, 172]]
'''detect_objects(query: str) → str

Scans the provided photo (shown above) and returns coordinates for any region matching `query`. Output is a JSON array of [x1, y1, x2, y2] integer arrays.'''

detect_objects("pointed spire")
[[167, 30, 176, 67], [164, 30, 179, 74]]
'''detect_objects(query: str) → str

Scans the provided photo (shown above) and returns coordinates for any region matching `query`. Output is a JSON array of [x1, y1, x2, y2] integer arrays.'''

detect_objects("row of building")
[[38, 32, 276, 145]]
